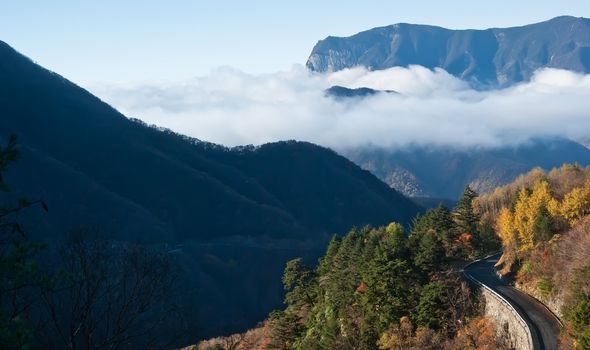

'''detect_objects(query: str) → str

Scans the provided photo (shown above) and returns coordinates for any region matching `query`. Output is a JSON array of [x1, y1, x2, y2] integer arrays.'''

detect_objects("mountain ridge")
[[0, 39, 422, 340], [307, 16, 590, 86]]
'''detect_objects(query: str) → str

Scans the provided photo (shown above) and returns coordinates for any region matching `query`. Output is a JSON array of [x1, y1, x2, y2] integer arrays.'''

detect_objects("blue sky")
[[1, 0, 589, 85]]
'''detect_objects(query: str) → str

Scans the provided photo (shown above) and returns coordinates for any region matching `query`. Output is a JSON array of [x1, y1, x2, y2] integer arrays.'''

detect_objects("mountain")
[[0, 40, 422, 342], [325, 85, 396, 98], [343, 139, 590, 199], [307, 16, 590, 87]]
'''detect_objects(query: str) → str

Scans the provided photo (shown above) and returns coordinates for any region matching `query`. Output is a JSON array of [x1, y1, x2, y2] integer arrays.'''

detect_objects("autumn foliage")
[[478, 164, 590, 349]]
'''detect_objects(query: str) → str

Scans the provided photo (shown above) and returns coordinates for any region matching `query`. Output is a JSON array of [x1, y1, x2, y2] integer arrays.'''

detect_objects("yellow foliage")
[[513, 188, 535, 250], [530, 181, 560, 217], [495, 178, 590, 252], [377, 316, 413, 350], [496, 207, 516, 248], [385, 222, 404, 235], [501, 181, 560, 251], [560, 180, 590, 225]]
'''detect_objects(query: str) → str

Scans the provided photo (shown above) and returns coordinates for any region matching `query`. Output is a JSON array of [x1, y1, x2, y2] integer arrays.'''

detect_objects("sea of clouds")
[[91, 65, 590, 150]]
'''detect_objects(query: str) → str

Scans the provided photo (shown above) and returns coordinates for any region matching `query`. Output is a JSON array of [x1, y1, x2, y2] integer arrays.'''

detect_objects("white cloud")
[[90, 65, 590, 150]]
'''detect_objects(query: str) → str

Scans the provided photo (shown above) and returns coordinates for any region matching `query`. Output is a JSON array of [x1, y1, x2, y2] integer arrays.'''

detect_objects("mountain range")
[[310, 16, 590, 199], [3, 14, 590, 345], [307, 16, 590, 87], [343, 139, 590, 199], [0, 40, 421, 341]]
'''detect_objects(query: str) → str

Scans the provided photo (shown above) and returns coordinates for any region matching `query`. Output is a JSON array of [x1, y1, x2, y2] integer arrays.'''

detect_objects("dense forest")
[[196, 188, 508, 350], [0, 39, 423, 340], [197, 164, 590, 350], [0, 136, 191, 349], [264, 187, 503, 350]]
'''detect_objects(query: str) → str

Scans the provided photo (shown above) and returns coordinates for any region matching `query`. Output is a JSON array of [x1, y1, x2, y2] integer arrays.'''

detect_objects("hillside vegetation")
[[196, 188, 507, 350], [198, 164, 590, 349], [476, 164, 590, 348], [0, 39, 422, 340]]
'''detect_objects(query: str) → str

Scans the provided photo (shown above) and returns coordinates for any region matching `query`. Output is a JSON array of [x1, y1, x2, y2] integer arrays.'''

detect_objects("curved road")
[[463, 254, 562, 350]]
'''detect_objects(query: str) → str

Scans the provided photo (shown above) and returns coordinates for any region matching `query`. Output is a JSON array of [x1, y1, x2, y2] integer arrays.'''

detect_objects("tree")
[[362, 250, 416, 334], [476, 222, 501, 255], [580, 326, 590, 350], [38, 232, 180, 350], [561, 180, 590, 226], [414, 232, 446, 277], [268, 310, 303, 350], [532, 204, 553, 243], [449, 317, 509, 350], [453, 186, 480, 237], [511, 181, 559, 251], [415, 281, 449, 330], [283, 258, 316, 308], [496, 207, 516, 249], [377, 316, 413, 350], [410, 206, 455, 258], [0, 135, 47, 349], [316, 235, 341, 276], [452, 186, 481, 258]]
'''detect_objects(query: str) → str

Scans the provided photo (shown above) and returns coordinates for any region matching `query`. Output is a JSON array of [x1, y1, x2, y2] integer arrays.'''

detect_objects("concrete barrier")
[[462, 258, 534, 350]]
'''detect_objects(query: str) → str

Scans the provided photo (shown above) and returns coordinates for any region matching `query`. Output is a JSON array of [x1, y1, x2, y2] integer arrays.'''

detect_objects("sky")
[[3, 1, 590, 150], [1, 0, 590, 86]]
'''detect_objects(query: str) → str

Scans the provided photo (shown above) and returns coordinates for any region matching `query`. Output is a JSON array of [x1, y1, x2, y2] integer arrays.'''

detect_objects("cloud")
[[90, 65, 590, 150]]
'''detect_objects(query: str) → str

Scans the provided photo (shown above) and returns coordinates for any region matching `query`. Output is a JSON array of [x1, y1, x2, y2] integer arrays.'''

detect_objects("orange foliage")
[[356, 281, 367, 293], [449, 317, 508, 350]]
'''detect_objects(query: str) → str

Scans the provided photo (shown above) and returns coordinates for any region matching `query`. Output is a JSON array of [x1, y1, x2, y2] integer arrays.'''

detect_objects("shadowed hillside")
[[0, 40, 421, 341]]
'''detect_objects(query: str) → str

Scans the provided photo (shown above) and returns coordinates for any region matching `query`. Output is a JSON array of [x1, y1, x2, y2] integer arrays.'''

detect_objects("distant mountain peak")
[[324, 85, 397, 99], [307, 16, 590, 87]]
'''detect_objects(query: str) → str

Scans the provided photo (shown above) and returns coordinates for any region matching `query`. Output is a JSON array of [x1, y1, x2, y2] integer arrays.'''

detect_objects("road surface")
[[463, 254, 562, 350]]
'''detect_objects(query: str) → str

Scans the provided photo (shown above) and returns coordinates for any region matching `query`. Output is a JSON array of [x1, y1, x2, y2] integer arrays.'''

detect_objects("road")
[[463, 254, 562, 350]]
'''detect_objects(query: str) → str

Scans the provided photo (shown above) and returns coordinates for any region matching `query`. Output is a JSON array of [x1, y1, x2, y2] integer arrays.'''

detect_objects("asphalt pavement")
[[463, 254, 562, 350]]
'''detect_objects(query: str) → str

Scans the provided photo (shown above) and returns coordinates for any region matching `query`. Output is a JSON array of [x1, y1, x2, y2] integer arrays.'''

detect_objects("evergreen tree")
[[411, 205, 457, 258], [415, 281, 449, 330], [268, 310, 303, 350], [453, 186, 480, 236], [414, 231, 446, 277], [283, 258, 316, 307], [316, 235, 341, 276], [362, 242, 417, 335], [532, 204, 553, 243]]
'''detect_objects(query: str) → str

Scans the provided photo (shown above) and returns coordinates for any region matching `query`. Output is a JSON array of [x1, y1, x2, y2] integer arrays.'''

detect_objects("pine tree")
[[453, 186, 480, 236], [362, 240, 417, 335], [411, 205, 455, 257], [415, 281, 449, 330], [283, 258, 316, 307], [414, 231, 446, 277], [317, 235, 341, 276], [268, 310, 303, 350]]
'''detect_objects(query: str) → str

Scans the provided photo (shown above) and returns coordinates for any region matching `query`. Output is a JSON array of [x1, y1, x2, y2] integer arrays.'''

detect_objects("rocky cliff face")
[[307, 16, 590, 87]]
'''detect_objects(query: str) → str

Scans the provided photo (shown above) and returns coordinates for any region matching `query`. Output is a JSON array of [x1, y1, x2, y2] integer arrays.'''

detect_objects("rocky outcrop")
[[307, 16, 590, 87]]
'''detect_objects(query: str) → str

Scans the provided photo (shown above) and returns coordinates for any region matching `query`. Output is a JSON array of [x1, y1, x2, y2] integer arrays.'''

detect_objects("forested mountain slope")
[[344, 140, 590, 199], [0, 40, 421, 340]]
